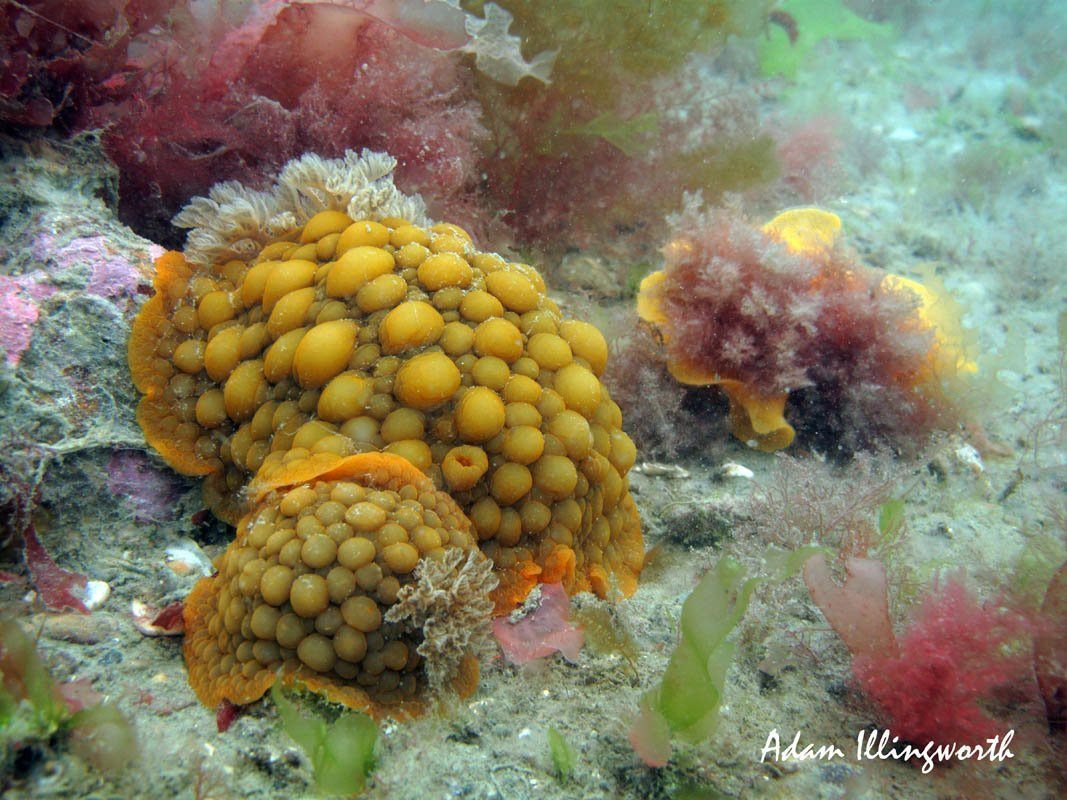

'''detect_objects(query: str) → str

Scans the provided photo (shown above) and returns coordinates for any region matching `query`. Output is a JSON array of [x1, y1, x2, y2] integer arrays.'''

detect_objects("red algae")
[[637, 203, 965, 454], [807, 557, 1037, 748], [853, 579, 1035, 746], [492, 583, 584, 665]]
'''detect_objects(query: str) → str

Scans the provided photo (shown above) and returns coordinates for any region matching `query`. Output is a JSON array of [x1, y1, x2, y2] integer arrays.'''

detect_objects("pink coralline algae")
[[492, 583, 585, 665], [0, 275, 43, 367], [106, 451, 183, 523], [2, 233, 158, 368], [0, 265, 65, 367], [74, 236, 157, 300], [32, 233, 159, 305]]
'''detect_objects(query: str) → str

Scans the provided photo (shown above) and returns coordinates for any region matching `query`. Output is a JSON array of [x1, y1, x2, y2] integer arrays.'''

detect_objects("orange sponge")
[[183, 452, 487, 718], [129, 151, 644, 714]]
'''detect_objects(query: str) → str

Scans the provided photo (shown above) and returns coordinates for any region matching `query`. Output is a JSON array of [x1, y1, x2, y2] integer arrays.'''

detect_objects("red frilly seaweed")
[[805, 554, 1037, 748]]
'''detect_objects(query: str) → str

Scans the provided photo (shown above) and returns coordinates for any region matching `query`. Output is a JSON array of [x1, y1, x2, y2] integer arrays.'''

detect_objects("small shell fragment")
[[953, 443, 984, 475], [165, 539, 215, 577], [132, 599, 185, 636], [79, 580, 111, 610], [633, 462, 690, 479], [717, 461, 754, 480]]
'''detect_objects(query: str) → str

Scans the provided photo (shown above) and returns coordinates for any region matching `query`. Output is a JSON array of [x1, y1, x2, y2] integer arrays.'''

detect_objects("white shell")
[[165, 539, 215, 577], [131, 599, 184, 637], [953, 443, 985, 474], [718, 462, 755, 480], [633, 462, 690, 479], [79, 580, 111, 610]]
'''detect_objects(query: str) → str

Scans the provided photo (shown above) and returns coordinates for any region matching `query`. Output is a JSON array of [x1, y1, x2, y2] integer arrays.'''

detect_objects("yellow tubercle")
[[881, 272, 978, 380], [636, 270, 669, 326], [719, 381, 795, 452], [131, 204, 646, 707], [761, 207, 842, 256]]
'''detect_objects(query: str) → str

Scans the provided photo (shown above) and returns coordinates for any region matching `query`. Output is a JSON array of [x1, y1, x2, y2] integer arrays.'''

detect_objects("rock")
[[41, 612, 121, 644]]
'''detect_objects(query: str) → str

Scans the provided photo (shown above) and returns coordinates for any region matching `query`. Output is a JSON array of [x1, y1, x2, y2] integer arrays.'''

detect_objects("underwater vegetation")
[[460, 0, 781, 251], [629, 548, 826, 768], [627, 519, 1063, 773], [545, 725, 575, 783], [492, 582, 584, 666], [851, 578, 1036, 746], [621, 447, 1067, 774], [0, 1, 525, 237], [600, 316, 723, 460], [739, 452, 907, 560], [804, 555, 1041, 747], [0, 0, 837, 258], [1035, 561, 1067, 732], [128, 150, 643, 717], [2, 489, 96, 615], [739, 450, 1065, 748], [0, 2, 1063, 797], [0, 0, 178, 128], [628, 557, 761, 768], [270, 683, 378, 795], [758, 0, 893, 78], [637, 204, 975, 455], [100, 2, 492, 242], [0, 620, 136, 781]]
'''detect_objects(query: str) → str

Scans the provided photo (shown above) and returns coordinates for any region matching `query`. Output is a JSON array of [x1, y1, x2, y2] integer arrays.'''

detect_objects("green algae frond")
[[630, 549, 820, 765], [272, 683, 378, 796], [759, 0, 894, 78], [547, 726, 577, 782], [1, 620, 136, 774]]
